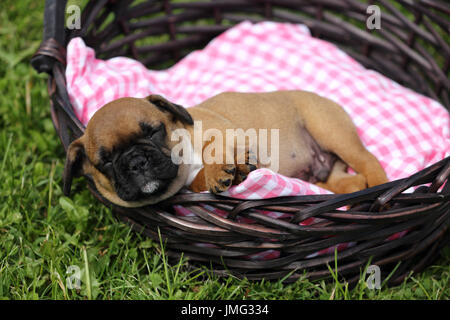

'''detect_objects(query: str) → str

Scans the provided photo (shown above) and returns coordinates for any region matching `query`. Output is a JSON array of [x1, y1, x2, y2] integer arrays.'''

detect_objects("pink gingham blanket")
[[66, 21, 450, 260]]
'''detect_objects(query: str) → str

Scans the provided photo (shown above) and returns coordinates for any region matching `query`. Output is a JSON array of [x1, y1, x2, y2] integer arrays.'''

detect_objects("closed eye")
[[150, 126, 165, 141], [139, 122, 165, 140], [136, 124, 166, 146]]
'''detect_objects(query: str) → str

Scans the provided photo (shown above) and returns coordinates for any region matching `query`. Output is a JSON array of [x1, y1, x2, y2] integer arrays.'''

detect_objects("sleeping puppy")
[[63, 91, 389, 207]]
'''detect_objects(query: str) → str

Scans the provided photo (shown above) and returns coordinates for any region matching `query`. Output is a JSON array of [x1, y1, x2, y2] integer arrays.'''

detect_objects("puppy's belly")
[[263, 125, 337, 183], [277, 142, 337, 183]]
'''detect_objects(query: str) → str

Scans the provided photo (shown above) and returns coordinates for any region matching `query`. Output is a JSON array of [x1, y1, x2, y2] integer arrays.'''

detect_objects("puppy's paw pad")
[[234, 152, 258, 184], [206, 164, 236, 194], [224, 167, 236, 175], [219, 178, 232, 187]]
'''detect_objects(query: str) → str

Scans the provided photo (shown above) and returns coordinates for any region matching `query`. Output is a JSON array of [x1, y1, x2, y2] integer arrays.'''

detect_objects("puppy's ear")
[[63, 138, 85, 196], [146, 95, 193, 125]]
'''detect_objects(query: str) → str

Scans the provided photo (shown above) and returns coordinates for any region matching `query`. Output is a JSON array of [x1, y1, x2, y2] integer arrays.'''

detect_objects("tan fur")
[[64, 91, 389, 207]]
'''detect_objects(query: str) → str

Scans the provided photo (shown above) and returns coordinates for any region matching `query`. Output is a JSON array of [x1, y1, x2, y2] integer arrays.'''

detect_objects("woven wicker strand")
[[31, 0, 449, 285]]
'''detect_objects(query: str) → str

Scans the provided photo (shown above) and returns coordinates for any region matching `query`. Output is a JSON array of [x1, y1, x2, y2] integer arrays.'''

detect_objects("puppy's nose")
[[141, 181, 159, 194]]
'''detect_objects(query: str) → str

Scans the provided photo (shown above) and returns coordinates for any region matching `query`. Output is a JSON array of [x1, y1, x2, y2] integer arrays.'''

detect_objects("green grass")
[[0, 0, 449, 300]]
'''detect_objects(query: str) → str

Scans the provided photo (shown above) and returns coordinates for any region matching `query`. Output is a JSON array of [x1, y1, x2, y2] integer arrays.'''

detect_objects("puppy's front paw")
[[234, 150, 258, 184], [205, 164, 236, 194]]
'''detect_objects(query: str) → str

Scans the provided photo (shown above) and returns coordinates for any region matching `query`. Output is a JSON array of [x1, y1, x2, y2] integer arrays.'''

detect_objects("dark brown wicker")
[[31, 0, 449, 285]]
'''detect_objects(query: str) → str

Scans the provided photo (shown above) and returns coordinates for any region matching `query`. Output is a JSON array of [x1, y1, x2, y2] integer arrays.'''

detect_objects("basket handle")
[[31, 0, 68, 74]]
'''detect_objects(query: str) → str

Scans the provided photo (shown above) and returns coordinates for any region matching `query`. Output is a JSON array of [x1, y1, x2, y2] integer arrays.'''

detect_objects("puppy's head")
[[63, 95, 193, 207]]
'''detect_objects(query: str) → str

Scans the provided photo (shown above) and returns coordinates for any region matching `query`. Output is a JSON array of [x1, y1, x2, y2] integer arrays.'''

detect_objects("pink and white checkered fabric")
[[66, 21, 450, 261]]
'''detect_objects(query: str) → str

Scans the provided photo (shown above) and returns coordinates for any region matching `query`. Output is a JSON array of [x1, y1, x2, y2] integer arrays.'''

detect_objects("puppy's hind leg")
[[294, 92, 389, 189], [316, 160, 367, 194]]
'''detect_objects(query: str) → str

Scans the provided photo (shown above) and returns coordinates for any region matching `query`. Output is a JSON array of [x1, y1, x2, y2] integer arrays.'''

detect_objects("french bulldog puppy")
[[63, 91, 388, 207]]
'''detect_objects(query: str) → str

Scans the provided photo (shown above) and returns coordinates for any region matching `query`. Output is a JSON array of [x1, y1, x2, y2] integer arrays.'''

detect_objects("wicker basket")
[[31, 0, 449, 285]]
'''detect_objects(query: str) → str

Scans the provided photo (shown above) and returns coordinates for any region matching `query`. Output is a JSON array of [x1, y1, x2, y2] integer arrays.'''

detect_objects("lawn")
[[0, 0, 448, 300]]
